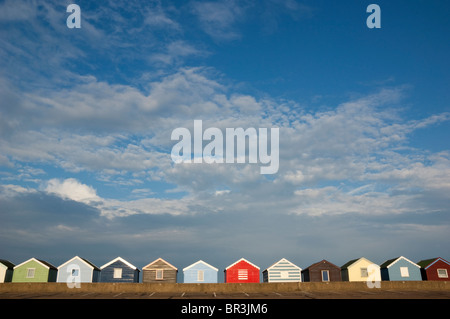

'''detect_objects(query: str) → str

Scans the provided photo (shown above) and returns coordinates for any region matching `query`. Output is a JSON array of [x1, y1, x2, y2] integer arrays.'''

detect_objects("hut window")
[[113, 268, 122, 279], [71, 269, 79, 277], [197, 270, 204, 281], [156, 269, 164, 280], [321, 270, 329, 282], [238, 269, 248, 280], [437, 269, 448, 278], [280, 271, 289, 279], [400, 267, 409, 277], [360, 268, 368, 277], [26, 268, 35, 278]]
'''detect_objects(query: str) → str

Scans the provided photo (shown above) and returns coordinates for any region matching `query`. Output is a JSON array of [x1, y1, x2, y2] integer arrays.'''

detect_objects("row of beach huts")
[[1, 256, 449, 284]]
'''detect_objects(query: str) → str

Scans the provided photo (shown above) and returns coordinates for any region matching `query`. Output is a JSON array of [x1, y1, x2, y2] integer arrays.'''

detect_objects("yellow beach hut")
[[341, 257, 381, 282]]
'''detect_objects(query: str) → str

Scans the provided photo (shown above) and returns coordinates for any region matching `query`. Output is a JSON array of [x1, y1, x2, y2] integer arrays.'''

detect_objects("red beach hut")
[[224, 258, 260, 283], [417, 257, 450, 281]]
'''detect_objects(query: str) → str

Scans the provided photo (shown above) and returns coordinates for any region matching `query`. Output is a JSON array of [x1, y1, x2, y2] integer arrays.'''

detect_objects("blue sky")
[[0, 0, 449, 282]]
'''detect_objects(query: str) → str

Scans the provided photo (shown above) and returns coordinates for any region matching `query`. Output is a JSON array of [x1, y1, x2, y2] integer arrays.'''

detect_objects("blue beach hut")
[[100, 257, 140, 283], [380, 256, 422, 281], [56, 256, 100, 283], [183, 260, 218, 283]]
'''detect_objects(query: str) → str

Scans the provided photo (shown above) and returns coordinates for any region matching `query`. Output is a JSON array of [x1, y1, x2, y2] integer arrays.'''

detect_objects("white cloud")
[[44, 178, 99, 203], [1, 64, 450, 221], [215, 189, 230, 196], [40, 177, 193, 218], [0, 184, 36, 198]]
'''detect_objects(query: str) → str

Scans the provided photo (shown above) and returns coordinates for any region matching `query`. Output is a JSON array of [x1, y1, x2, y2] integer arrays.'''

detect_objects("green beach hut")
[[12, 258, 57, 283]]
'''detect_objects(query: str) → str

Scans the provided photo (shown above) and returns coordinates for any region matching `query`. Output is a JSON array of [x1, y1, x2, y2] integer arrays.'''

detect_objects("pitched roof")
[[417, 257, 450, 269], [143, 258, 177, 270], [341, 257, 376, 270], [263, 258, 301, 272], [81, 258, 101, 271], [380, 256, 420, 269], [340, 258, 359, 270], [100, 257, 139, 271], [302, 259, 340, 271], [0, 259, 15, 269], [57, 256, 100, 271], [417, 258, 436, 268], [14, 258, 57, 270], [225, 258, 260, 270], [38, 259, 58, 270], [380, 257, 398, 268], [183, 260, 218, 272]]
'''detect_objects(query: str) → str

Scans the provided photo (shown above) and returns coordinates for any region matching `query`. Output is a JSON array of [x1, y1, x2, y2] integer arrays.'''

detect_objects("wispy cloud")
[[142, 1, 181, 30], [190, 0, 247, 40], [149, 40, 210, 66], [0, 0, 37, 22], [2, 66, 449, 221]]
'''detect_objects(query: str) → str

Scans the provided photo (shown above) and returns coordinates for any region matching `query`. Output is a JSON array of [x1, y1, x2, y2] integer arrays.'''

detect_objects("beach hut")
[[57, 256, 101, 283], [142, 258, 177, 283], [263, 258, 302, 283], [341, 257, 381, 282], [417, 257, 450, 281], [0, 259, 15, 283], [301, 259, 341, 282], [380, 256, 422, 281], [12, 258, 57, 282], [100, 257, 140, 283], [183, 260, 218, 283], [224, 258, 260, 283]]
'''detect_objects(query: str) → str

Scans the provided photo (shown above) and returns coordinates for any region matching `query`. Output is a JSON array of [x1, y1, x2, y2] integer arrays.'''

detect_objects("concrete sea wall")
[[0, 281, 448, 294]]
